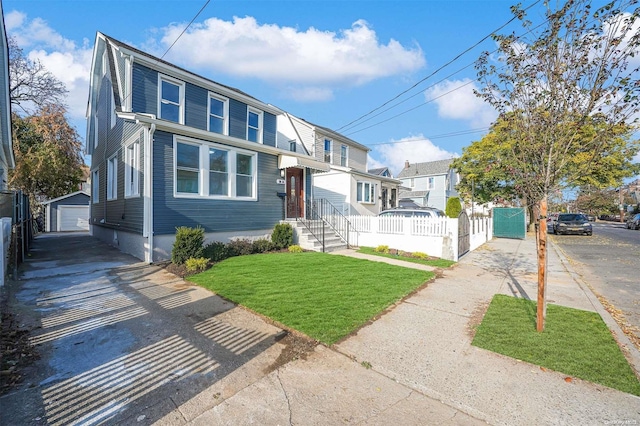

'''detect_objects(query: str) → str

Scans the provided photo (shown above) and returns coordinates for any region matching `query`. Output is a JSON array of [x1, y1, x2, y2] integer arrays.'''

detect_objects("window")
[[92, 170, 99, 204], [324, 139, 331, 163], [208, 148, 228, 196], [159, 76, 184, 123], [110, 89, 116, 129], [289, 140, 296, 152], [124, 139, 139, 197], [107, 156, 117, 200], [427, 177, 435, 190], [176, 142, 200, 194], [356, 181, 376, 204], [175, 139, 257, 199], [101, 51, 107, 77], [340, 145, 348, 167], [208, 94, 228, 134], [247, 108, 262, 143], [410, 178, 414, 188], [94, 116, 99, 149]]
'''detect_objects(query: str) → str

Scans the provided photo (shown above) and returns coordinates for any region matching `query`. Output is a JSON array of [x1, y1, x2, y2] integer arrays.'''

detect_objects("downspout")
[[145, 122, 156, 263]]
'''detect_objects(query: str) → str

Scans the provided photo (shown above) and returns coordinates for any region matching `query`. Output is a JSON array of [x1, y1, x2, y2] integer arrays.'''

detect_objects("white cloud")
[[154, 17, 425, 101], [6, 12, 92, 120], [424, 79, 496, 128], [369, 134, 457, 176]]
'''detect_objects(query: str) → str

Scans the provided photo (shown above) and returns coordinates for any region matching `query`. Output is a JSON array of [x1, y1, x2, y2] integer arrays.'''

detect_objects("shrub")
[[413, 251, 428, 259], [271, 223, 293, 249], [226, 238, 254, 257], [252, 238, 274, 253], [446, 197, 462, 218], [185, 257, 209, 274], [288, 245, 303, 253], [374, 245, 390, 254], [172, 226, 204, 265], [203, 241, 228, 262]]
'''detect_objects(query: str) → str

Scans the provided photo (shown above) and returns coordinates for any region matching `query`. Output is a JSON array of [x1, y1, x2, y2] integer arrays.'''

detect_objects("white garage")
[[43, 191, 90, 232]]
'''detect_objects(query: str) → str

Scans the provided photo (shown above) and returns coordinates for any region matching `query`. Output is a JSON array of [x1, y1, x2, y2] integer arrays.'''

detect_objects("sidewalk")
[[185, 237, 640, 425]]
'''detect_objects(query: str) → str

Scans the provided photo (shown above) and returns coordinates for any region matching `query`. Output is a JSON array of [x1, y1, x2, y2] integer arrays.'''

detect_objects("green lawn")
[[188, 252, 433, 345], [473, 294, 640, 395], [357, 246, 456, 268]]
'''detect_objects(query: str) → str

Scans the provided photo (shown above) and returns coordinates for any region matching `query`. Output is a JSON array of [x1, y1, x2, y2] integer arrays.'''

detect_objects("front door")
[[286, 168, 304, 218]]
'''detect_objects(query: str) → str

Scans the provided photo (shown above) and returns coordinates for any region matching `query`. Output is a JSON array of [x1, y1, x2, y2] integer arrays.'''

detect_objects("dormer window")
[[208, 94, 228, 135], [159, 75, 184, 124], [247, 108, 262, 143]]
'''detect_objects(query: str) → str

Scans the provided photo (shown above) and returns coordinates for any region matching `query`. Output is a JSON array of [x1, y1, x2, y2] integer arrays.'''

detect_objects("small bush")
[[446, 197, 462, 218], [252, 238, 274, 253], [172, 226, 204, 265], [203, 241, 228, 262], [413, 251, 428, 259], [374, 245, 390, 254], [227, 238, 254, 257], [271, 223, 293, 249], [185, 257, 209, 274], [288, 245, 303, 253]]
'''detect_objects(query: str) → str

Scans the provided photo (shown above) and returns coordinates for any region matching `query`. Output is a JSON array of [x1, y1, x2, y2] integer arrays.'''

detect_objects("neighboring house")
[[0, 3, 15, 190], [86, 33, 328, 262], [42, 190, 90, 232], [277, 113, 400, 215], [397, 159, 459, 212]]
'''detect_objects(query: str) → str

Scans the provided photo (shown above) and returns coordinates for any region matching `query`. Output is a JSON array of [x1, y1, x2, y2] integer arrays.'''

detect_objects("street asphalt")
[[0, 232, 639, 425]]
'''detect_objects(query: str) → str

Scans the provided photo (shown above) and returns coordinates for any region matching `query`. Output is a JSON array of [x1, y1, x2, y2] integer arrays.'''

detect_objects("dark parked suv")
[[553, 213, 592, 236]]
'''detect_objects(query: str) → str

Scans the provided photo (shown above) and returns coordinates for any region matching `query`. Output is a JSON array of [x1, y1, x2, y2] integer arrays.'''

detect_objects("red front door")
[[286, 168, 304, 218]]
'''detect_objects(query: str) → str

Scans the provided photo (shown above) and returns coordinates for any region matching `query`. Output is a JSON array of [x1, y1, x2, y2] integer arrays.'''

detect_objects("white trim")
[[92, 170, 99, 204], [278, 155, 329, 172], [323, 138, 332, 163], [207, 92, 229, 135], [340, 144, 348, 167], [157, 74, 185, 124], [124, 55, 132, 111], [173, 135, 258, 201], [143, 124, 155, 261], [124, 133, 140, 198], [356, 180, 377, 204], [110, 88, 116, 129], [57, 205, 90, 232], [45, 204, 51, 232], [42, 190, 90, 205], [247, 107, 263, 144], [107, 155, 118, 201]]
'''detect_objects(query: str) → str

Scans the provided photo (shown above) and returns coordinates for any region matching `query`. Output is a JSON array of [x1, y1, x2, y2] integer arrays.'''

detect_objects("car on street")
[[626, 213, 640, 230], [378, 207, 445, 219], [553, 213, 592, 236]]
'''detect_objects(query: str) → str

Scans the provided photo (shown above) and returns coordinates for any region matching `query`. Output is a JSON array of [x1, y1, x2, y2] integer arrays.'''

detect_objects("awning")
[[278, 155, 330, 172]]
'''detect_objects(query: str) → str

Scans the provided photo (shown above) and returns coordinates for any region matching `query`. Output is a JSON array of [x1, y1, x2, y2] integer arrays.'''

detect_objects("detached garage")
[[43, 191, 90, 232]]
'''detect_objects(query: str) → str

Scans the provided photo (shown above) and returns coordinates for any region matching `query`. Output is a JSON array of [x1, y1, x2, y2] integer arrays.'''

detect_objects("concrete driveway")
[[1, 233, 285, 425]]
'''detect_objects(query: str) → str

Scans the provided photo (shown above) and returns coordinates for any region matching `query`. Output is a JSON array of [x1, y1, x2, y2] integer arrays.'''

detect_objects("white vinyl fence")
[[347, 215, 493, 261]]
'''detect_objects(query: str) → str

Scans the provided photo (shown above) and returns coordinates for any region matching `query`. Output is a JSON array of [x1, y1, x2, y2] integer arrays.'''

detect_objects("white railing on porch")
[[347, 215, 493, 261]]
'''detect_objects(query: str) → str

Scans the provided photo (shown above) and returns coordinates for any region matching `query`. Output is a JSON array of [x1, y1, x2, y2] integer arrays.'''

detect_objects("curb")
[[550, 240, 640, 379]]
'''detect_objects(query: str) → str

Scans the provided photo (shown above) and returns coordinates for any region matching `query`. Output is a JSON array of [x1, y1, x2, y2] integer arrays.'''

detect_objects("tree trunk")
[[537, 196, 548, 332]]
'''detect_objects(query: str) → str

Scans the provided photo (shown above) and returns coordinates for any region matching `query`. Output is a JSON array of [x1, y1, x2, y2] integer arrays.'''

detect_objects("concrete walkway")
[[188, 237, 640, 425]]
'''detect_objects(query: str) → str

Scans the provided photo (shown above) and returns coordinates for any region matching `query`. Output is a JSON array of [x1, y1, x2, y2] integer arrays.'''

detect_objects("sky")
[[3, 0, 639, 178]]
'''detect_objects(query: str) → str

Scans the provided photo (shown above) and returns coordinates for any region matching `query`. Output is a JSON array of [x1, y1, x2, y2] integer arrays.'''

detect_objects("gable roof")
[[397, 158, 455, 179], [312, 122, 370, 152], [368, 167, 391, 177], [41, 190, 90, 205]]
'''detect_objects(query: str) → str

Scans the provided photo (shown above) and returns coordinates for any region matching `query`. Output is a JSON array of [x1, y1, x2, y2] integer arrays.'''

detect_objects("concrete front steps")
[[287, 220, 348, 252]]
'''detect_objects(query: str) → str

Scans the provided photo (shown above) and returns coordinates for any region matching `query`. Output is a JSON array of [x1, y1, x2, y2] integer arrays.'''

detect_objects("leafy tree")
[[575, 188, 618, 215], [474, 0, 640, 330], [8, 36, 67, 114], [10, 105, 84, 201], [445, 196, 462, 218]]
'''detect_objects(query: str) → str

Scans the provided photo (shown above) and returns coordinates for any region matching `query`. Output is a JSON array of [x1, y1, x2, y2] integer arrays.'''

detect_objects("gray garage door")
[[58, 206, 89, 231]]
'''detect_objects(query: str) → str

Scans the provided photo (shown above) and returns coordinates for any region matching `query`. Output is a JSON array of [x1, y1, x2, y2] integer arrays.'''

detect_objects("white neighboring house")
[[397, 159, 459, 212], [277, 113, 400, 215]]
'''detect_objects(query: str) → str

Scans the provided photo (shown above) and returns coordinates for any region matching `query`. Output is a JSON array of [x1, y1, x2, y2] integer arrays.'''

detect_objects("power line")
[[366, 127, 490, 146], [335, 0, 543, 133]]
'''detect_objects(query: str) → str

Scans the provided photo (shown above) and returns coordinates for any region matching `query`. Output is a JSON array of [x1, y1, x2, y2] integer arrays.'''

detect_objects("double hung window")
[[159, 76, 184, 123]]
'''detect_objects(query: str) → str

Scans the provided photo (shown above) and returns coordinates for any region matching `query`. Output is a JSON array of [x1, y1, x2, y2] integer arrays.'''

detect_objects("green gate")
[[493, 207, 526, 239]]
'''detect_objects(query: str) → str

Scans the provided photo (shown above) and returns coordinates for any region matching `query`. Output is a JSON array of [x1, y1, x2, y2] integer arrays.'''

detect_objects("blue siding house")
[[86, 33, 328, 262]]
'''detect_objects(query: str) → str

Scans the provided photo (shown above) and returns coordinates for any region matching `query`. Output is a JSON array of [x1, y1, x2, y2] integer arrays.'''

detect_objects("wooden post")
[[537, 196, 548, 332]]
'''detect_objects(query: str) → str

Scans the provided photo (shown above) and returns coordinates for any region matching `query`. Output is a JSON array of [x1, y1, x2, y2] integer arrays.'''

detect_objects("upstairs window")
[[208, 94, 228, 135], [427, 177, 435, 190], [324, 139, 331, 163], [159, 76, 184, 123], [247, 108, 263, 143], [340, 145, 348, 167], [289, 140, 296, 152], [107, 156, 118, 200]]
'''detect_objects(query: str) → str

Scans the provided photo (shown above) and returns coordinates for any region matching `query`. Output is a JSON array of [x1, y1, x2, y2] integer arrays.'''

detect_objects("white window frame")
[[324, 139, 332, 163], [94, 116, 99, 149], [356, 181, 376, 204], [124, 136, 140, 198], [289, 140, 296, 152], [340, 144, 348, 167], [158, 74, 185, 124], [110, 89, 117, 129], [107, 156, 118, 201], [246, 107, 263, 143], [427, 177, 435, 190], [92, 170, 99, 204], [207, 93, 229, 135], [101, 51, 107, 77], [173, 137, 257, 201]]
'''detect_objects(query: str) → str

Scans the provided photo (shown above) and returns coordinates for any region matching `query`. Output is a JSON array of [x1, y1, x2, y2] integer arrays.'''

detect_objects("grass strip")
[[473, 294, 640, 395], [357, 246, 456, 268], [188, 252, 433, 345]]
